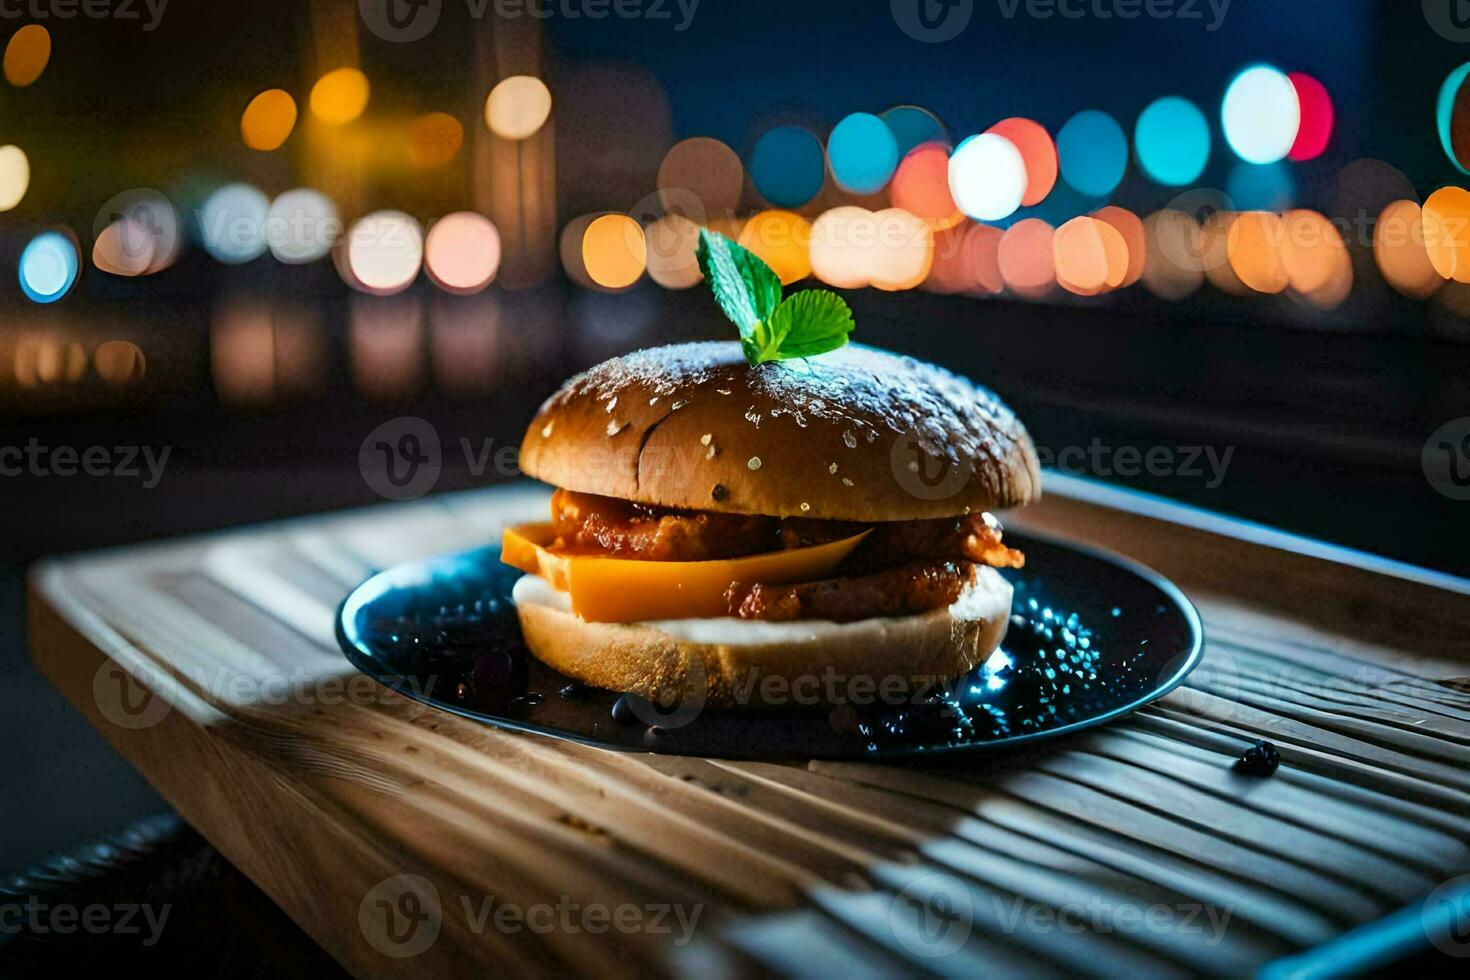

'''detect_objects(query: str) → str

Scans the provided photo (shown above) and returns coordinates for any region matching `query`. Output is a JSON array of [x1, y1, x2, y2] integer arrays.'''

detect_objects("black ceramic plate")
[[336, 531, 1202, 760]]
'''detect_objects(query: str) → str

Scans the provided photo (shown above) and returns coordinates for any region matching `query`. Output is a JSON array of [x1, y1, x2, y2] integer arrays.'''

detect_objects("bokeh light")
[[738, 210, 812, 285], [890, 142, 961, 228], [986, 118, 1057, 207], [949, 133, 1026, 222], [1202, 211, 1250, 295], [1226, 211, 1288, 294], [1053, 216, 1128, 295], [1141, 209, 1205, 300], [4, 24, 50, 87], [241, 89, 298, 151], [881, 105, 948, 157], [424, 212, 501, 294], [1057, 110, 1127, 198], [93, 219, 155, 277], [582, 214, 646, 290], [309, 67, 370, 125], [997, 218, 1056, 299], [1374, 200, 1440, 299], [94, 188, 180, 275], [19, 230, 79, 303], [199, 183, 270, 264], [93, 341, 146, 385], [962, 222, 1006, 295], [828, 112, 899, 195], [1136, 96, 1210, 186], [809, 206, 876, 289], [1221, 64, 1300, 165], [644, 214, 702, 289], [267, 188, 339, 264], [407, 112, 464, 167], [1287, 72, 1333, 162], [658, 137, 743, 218], [868, 208, 932, 291], [1091, 206, 1145, 287], [923, 223, 972, 294], [0, 144, 29, 211], [750, 126, 825, 209], [1422, 186, 1470, 282], [1436, 64, 1470, 176], [485, 75, 552, 140], [345, 210, 424, 295], [1280, 209, 1350, 308]]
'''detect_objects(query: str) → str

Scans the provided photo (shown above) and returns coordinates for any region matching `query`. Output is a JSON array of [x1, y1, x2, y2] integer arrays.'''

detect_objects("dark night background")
[[0, 0, 1466, 891]]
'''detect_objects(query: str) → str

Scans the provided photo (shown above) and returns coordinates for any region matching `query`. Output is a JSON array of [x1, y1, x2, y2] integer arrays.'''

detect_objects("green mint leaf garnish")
[[762, 290, 855, 360], [695, 228, 782, 340], [695, 228, 855, 366]]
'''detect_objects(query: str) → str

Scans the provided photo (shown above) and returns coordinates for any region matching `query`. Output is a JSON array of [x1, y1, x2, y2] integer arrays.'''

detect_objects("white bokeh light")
[[1222, 65, 1301, 165], [948, 134, 1027, 222]]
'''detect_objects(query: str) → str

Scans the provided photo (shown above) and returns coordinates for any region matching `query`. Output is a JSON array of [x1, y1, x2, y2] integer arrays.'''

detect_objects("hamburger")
[[501, 231, 1040, 710]]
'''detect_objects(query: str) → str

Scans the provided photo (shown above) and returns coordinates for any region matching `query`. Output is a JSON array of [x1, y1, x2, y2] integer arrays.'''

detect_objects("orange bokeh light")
[[890, 142, 962, 229], [1374, 200, 1441, 299], [738, 210, 813, 285], [1227, 211, 1289, 294], [985, 118, 1058, 207], [997, 219, 1056, 298], [582, 214, 646, 290], [1053, 216, 1129, 295], [1421, 186, 1470, 282]]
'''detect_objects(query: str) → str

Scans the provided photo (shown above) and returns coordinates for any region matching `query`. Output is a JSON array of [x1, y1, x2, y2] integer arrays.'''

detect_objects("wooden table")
[[27, 474, 1470, 977]]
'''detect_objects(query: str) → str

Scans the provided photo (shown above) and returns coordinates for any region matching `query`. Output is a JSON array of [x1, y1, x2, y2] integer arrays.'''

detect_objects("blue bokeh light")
[[1057, 110, 1128, 198], [1135, 96, 1211, 186], [749, 125, 825, 208], [19, 230, 79, 304], [826, 112, 899, 195]]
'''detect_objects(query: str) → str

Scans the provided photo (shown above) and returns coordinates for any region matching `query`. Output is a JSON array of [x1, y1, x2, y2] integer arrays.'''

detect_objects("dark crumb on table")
[[1234, 739, 1281, 776]]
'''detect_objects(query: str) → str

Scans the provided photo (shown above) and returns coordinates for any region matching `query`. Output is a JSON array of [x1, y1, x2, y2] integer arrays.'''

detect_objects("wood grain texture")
[[27, 476, 1470, 977]]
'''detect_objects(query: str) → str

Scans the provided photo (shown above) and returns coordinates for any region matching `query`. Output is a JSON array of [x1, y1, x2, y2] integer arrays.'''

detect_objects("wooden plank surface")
[[26, 475, 1470, 977]]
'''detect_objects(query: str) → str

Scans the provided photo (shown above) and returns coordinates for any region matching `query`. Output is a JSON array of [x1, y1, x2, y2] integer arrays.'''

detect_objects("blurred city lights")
[[738, 210, 813, 285], [407, 112, 464, 167], [0, 144, 29, 211], [1135, 96, 1210, 186], [643, 214, 702, 289], [868, 208, 932, 291], [1057, 110, 1127, 198], [345, 210, 424, 295], [827, 112, 899, 195], [1221, 64, 1300, 165], [485, 75, 552, 140], [1437, 64, 1470, 175], [962, 222, 1006, 295], [1422, 186, 1470, 282], [890, 142, 961, 228], [949, 133, 1026, 222], [1280, 209, 1350, 308], [309, 67, 370, 125], [199, 183, 270, 264], [241, 89, 298, 151], [1140, 209, 1205, 300], [997, 218, 1056, 298], [92, 340, 146, 384], [1091, 206, 1145, 287], [1202, 211, 1251, 295], [1374, 200, 1440, 299], [881, 105, 948, 157], [424, 212, 501, 294], [1287, 72, 1333, 162], [986, 118, 1057, 207], [92, 219, 155, 277], [1226, 161, 1295, 212], [1053, 216, 1128, 295], [95, 189, 180, 274], [750, 126, 825, 208], [1224, 218, 1270, 296], [19, 230, 79, 304], [4, 24, 50, 87], [581, 214, 646, 290], [923, 224, 971, 294], [809, 206, 876, 289], [658, 137, 742, 218], [267, 188, 340, 264]]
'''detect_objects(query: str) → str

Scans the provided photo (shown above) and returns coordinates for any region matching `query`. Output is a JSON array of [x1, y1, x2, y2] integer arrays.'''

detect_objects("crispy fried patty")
[[548, 489, 1022, 621]]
